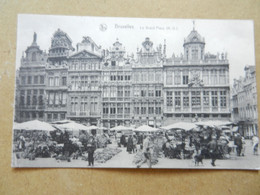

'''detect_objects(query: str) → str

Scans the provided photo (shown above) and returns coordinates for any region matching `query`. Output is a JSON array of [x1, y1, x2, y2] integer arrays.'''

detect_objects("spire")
[[193, 20, 195, 31], [31, 32, 37, 46]]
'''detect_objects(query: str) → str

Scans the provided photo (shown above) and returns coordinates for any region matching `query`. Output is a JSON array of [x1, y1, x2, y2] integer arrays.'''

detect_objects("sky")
[[16, 14, 256, 83]]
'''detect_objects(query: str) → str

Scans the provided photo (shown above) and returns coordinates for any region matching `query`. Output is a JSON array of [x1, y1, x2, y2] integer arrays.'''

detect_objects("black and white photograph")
[[12, 14, 260, 169]]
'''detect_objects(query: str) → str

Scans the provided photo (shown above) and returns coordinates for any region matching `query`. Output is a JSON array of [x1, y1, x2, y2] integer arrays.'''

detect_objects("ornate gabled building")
[[15, 33, 48, 122], [163, 26, 230, 124], [132, 38, 165, 127], [231, 65, 258, 137], [101, 39, 132, 128], [45, 29, 74, 122], [66, 36, 103, 125]]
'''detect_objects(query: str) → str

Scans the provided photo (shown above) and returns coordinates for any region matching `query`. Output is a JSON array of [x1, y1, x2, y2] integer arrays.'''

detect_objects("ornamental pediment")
[[70, 50, 100, 59]]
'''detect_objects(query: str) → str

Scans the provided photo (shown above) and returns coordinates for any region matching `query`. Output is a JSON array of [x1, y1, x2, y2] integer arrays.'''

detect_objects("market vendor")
[[86, 136, 96, 166]]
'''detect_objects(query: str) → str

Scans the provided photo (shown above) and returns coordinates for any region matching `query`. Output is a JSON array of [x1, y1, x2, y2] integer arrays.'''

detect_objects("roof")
[[69, 49, 102, 58], [184, 30, 205, 45]]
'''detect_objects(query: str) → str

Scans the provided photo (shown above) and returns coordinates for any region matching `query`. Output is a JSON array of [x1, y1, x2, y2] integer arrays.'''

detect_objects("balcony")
[[48, 52, 68, 58]]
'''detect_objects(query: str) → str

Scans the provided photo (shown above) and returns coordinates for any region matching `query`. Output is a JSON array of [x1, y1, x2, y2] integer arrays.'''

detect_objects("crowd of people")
[[14, 126, 259, 168], [115, 128, 260, 168]]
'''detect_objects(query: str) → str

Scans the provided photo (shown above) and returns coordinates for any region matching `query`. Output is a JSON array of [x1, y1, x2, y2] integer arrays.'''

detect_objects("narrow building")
[[15, 33, 47, 122]]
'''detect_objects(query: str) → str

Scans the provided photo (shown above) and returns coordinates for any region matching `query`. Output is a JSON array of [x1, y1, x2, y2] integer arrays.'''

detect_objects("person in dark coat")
[[234, 133, 243, 156], [127, 135, 134, 154], [87, 136, 96, 166], [120, 134, 127, 147], [208, 138, 218, 166]]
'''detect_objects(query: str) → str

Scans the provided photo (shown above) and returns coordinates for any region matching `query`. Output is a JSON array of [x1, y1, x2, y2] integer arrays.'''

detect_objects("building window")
[[39, 112, 43, 118], [148, 72, 154, 82], [155, 73, 161, 82], [191, 48, 198, 60], [203, 91, 209, 106], [49, 77, 54, 86], [54, 92, 59, 105], [110, 87, 117, 98], [183, 71, 189, 85], [40, 76, 44, 84], [192, 91, 201, 107], [32, 96, 37, 105], [203, 70, 209, 85], [134, 73, 139, 81], [117, 86, 123, 97], [211, 91, 218, 107], [134, 87, 140, 97], [60, 113, 65, 120], [220, 91, 227, 108], [27, 96, 31, 105], [103, 103, 109, 114], [174, 71, 181, 85], [28, 76, 32, 84], [166, 91, 173, 107], [117, 103, 123, 114], [148, 89, 154, 97], [34, 76, 38, 84], [166, 71, 173, 85], [62, 77, 67, 86], [183, 91, 189, 107], [175, 91, 181, 107], [54, 77, 59, 86], [141, 90, 146, 97], [155, 90, 161, 97], [141, 107, 146, 115], [53, 113, 58, 120], [211, 70, 218, 85], [62, 92, 67, 105], [38, 96, 43, 105], [134, 107, 140, 114], [155, 107, 161, 115], [219, 69, 226, 85], [49, 92, 54, 105], [110, 106, 116, 114], [148, 107, 154, 114], [124, 103, 130, 114], [47, 113, 52, 120], [125, 86, 130, 97], [111, 61, 116, 66], [21, 76, 26, 85], [20, 96, 25, 105]]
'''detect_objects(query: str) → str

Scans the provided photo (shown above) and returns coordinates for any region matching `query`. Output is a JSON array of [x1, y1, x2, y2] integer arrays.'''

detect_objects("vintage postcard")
[[12, 14, 260, 169]]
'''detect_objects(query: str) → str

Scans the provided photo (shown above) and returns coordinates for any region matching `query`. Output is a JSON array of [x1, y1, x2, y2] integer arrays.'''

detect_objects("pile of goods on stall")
[[152, 135, 166, 158], [82, 147, 122, 163], [96, 133, 111, 148], [132, 150, 158, 166]]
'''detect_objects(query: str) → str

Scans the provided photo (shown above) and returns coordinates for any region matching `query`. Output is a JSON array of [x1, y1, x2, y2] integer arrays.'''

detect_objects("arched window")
[[32, 52, 36, 61]]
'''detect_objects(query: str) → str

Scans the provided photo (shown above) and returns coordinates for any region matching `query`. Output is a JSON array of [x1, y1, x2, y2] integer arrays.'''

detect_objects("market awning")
[[163, 122, 197, 131], [55, 121, 90, 131], [195, 120, 233, 127], [13, 120, 56, 131], [110, 125, 133, 131], [135, 125, 158, 132]]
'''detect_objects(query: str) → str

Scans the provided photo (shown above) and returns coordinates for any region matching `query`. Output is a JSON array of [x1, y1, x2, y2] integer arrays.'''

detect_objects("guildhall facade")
[[15, 26, 231, 127]]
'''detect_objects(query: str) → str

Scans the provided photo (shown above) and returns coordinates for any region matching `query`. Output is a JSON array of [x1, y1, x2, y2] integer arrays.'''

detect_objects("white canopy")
[[55, 121, 90, 131], [85, 125, 98, 130], [13, 120, 56, 131], [50, 120, 74, 124], [135, 125, 157, 132], [110, 125, 133, 131], [163, 122, 197, 131], [196, 120, 233, 127]]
